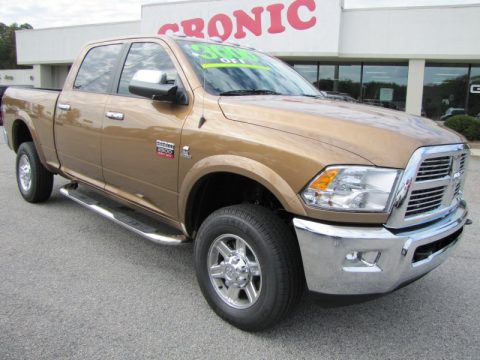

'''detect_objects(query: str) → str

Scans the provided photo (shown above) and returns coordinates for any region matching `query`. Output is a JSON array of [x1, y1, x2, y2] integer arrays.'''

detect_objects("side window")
[[118, 43, 177, 96], [74, 44, 123, 93]]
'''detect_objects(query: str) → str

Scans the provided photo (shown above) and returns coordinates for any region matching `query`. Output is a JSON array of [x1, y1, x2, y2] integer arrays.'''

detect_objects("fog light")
[[345, 251, 359, 261], [361, 251, 381, 266], [343, 251, 382, 273]]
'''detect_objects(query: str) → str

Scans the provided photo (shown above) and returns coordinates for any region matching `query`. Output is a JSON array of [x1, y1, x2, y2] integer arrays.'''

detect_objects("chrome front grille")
[[387, 144, 469, 229], [459, 153, 467, 171], [454, 182, 462, 197], [416, 156, 451, 181], [406, 186, 445, 217]]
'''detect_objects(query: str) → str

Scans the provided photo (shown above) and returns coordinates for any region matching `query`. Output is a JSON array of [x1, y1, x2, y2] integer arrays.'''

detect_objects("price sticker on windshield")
[[188, 44, 271, 71]]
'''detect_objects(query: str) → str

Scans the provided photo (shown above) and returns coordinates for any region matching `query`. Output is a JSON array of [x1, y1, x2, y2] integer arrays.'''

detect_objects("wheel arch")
[[179, 155, 307, 237], [10, 117, 52, 173], [11, 118, 35, 153]]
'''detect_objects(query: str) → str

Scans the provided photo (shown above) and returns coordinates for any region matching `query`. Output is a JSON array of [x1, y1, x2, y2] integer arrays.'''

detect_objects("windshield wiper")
[[219, 89, 283, 96], [299, 94, 324, 99]]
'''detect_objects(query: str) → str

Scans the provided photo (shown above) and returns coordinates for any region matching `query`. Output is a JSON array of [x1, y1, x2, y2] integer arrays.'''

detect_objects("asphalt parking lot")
[[1, 130, 479, 360]]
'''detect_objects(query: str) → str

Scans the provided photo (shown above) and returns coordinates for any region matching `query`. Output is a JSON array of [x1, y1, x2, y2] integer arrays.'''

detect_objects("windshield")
[[177, 40, 321, 97]]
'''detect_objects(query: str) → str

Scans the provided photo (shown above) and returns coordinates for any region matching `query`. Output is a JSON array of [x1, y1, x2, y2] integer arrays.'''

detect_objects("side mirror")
[[129, 70, 179, 102]]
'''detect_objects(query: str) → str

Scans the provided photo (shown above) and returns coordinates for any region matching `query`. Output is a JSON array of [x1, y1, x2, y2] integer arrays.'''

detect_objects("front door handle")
[[58, 103, 71, 111], [105, 111, 125, 121]]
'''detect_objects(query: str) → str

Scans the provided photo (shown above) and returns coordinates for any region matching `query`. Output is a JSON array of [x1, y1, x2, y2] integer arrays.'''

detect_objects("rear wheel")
[[194, 204, 304, 331], [16, 142, 53, 203]]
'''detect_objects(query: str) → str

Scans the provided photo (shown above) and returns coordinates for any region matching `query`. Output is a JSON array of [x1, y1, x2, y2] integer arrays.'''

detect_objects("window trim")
[[110, 43, 132, 95]]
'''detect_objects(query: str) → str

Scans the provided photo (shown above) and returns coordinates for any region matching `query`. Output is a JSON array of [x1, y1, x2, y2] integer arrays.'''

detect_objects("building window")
[[302, 62, 407, 108], [422, 64, 469, 120], [362, 64, 408, 111], [468, 66, 480, 118], [293, 64, 318, 87], [317, 64, 362, 102], [318, 64, 336, 91]]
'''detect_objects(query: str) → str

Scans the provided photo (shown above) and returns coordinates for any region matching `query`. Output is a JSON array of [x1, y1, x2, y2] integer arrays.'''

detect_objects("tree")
[[0, 22, 33, 69]]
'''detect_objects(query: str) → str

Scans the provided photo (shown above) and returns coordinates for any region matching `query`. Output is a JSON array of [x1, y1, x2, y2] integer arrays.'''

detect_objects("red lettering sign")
[[157, 0, 317, 41], [158, 23, 179, 35], [266, 4, 286, 34], [208, 14, 233, 41], [181, 18, 205, 38], [288, 0, 317, 30], [233, 7, 264, 39]]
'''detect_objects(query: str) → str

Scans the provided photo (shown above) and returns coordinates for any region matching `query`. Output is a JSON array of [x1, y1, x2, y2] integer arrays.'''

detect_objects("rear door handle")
[[58, 103, 71, 111], [105, 111, 125, 121]]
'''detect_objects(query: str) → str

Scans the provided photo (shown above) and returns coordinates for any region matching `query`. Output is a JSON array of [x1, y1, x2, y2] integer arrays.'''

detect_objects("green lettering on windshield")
[[189, 44, 259, 62], [201, 63, 271, 71], [190, 44, 218, 60]]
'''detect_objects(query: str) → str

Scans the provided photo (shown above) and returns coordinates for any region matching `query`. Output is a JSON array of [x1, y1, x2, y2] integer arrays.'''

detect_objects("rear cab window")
[[74, 44, 123, 93]]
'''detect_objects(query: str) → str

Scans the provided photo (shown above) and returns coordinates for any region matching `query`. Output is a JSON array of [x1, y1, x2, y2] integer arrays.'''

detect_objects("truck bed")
[[3, 87, 60, 170]]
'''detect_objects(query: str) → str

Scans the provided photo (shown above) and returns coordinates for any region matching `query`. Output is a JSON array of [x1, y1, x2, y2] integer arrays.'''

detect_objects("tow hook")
[[466, 219, 473, 226]]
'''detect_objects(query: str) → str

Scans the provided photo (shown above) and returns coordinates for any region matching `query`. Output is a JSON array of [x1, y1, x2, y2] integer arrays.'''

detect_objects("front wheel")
[[16, 142, 53, 203], [194, 204, 304, 331]]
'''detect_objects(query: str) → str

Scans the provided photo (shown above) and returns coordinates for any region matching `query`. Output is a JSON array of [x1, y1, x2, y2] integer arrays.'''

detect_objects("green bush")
[[444, 115, 480, 141]]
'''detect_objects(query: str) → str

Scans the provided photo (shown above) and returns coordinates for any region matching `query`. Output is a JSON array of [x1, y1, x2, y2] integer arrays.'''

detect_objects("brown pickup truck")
[[2, 35, 471, 331]]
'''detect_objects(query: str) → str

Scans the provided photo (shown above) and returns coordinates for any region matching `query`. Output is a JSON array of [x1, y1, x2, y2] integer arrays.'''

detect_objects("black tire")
[[194, 204, 304, 331], [16, 142, 53, 203]]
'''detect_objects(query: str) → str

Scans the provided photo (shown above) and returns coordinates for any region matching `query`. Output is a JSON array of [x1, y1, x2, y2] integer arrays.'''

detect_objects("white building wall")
[[13, 2, 480, 64], [405, 60, 426, 116], [0, 69, 35, 87], [340, 5, 480, 60], [16, 21, 141, 65], [141, 0, 343, 57], [32, 65, 70, 89]]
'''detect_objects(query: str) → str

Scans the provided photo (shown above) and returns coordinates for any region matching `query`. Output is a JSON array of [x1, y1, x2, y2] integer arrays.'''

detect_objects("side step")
[[60, 184, 188, 246]]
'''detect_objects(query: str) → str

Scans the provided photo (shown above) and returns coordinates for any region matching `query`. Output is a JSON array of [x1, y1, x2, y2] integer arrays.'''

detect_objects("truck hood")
[[218, 96, 464, 168]]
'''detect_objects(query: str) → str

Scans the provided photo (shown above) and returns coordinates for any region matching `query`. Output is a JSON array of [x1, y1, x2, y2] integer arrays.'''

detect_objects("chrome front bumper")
[[293, 202, 468, 295]]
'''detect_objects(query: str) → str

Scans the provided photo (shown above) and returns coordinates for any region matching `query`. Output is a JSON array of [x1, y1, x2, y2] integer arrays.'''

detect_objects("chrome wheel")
[[18, 154, 32, 192], [207, 234, 262, 309]]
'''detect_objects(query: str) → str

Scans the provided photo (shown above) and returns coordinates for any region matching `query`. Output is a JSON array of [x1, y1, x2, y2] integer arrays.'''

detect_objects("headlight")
[[301, 166, 401, 212]]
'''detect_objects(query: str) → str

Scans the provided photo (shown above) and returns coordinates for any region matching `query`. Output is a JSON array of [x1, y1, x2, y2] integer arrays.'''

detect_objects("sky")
[[0, 0, 479, 29], [0, 0, 157, 28]]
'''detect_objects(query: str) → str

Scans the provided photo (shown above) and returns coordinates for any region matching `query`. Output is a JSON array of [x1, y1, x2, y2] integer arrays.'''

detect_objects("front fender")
[[178, 154, 307, 224]]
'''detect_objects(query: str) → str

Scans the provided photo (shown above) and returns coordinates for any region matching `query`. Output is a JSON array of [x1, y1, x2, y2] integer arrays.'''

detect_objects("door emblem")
[[156, 140, 175, 159]]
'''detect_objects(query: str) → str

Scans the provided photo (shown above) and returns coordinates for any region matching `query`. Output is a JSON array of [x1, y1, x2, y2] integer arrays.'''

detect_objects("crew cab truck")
[[2, 36, 471, 331]]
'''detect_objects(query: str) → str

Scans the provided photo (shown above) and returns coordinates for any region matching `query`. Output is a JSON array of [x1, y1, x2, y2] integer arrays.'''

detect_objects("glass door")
[[468, 66, 480, 118]]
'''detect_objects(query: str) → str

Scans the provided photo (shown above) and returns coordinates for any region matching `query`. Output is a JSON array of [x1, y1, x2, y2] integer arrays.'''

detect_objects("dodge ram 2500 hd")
[[1, 35, 471, 331]]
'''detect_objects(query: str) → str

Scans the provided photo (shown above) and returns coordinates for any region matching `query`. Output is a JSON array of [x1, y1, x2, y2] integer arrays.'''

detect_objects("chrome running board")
[[60, 184, 188, 246]]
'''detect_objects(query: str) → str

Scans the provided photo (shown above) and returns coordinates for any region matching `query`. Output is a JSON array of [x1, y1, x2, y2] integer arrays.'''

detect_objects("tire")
[[194, 204, 304, 331], [16, 142, 53, 203]]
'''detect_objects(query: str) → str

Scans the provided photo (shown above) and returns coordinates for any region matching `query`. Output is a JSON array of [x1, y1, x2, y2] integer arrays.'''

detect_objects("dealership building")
[[13, 0, 480, 119]]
